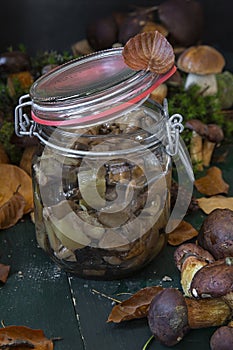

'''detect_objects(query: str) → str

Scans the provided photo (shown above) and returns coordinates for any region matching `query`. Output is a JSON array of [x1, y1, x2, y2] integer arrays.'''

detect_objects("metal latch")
[[15, 94, 36, 137]]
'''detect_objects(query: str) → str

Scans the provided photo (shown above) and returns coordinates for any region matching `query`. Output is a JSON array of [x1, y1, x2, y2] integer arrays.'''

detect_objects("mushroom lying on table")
[[177, 45, 225, 96]]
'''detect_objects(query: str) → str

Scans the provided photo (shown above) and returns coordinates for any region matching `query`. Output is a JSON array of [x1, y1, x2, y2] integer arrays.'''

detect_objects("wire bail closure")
[[15, 95, 184, 160]]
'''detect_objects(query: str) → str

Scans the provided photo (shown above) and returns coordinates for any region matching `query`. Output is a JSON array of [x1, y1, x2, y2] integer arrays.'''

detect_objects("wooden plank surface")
[[0, 144, 232, 350]]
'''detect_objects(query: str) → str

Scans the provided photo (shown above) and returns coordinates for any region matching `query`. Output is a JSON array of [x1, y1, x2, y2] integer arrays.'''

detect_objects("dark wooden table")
[[1, 144, 232, 350]]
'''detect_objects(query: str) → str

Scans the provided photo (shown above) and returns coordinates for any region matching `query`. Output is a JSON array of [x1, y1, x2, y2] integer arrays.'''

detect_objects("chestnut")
[[197, 208, 233, 259]]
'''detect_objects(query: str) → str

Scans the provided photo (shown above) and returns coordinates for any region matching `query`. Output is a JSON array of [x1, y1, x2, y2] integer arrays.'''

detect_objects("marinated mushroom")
[[202, 124, 224, 167], [197, 208, 233, 259], [185, 119, 208, 170], [177, 45, 225, 96]]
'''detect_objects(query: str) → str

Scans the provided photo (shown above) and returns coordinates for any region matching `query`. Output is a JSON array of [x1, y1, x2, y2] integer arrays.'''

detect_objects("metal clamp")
[[15, 94, 36, 137], [163, 98, 184, 156]]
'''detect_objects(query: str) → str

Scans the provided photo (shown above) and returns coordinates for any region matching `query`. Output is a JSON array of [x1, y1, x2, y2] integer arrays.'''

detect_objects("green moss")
[[0, 121, 22, 164], [167, 84, 232, 140]]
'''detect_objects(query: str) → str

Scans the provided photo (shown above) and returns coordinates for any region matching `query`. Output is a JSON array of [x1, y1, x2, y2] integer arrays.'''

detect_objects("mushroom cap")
[[174, 242, 215, 271], [198, 208, 233, 259], [191, 259, 233, 298], [206, 124, 224, 143], [148, 288, 190, 346], [177, 45, 225, 75], [185, 119, 208, 137]]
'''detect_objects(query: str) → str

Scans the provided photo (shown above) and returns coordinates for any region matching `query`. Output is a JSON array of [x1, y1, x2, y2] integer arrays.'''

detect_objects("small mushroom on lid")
[[202, 124, 224, 167], [177, 45, 225, 95], [185, 119, 208, 170]]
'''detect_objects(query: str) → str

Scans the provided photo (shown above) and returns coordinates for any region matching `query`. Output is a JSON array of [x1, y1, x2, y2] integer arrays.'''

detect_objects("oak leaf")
[[0, 191, 25, 229], [107, 286, 163, 323], [0, 325, 53, 349], [197, 196, 233, 214], [194, 166, 229, 196], [168, 220, 198, 246], [0, 164, 33, 214]]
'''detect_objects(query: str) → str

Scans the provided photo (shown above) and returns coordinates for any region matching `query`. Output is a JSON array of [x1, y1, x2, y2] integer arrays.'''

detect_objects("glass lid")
[[30, 47, 176, 126]]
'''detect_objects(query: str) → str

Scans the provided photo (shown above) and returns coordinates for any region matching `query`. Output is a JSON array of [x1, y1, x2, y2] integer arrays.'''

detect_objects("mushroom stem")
[[189, 130, 203, 170], [202, 140, 215, 166], [185, 297, 232, 329], [185, 73, 218, 96], [181, 256, 208, 297]]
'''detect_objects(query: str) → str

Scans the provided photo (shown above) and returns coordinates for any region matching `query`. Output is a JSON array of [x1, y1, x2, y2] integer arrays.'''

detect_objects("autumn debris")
[[0, 325, 54, 349], [0, 264, 10, 283], [0, 164, 33, 229]]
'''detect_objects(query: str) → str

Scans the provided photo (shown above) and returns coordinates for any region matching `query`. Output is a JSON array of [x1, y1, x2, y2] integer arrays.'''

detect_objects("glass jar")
[[15, 48, 194, 279]]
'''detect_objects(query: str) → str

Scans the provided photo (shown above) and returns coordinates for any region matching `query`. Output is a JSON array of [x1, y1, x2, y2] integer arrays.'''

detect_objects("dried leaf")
[[122, 31, 175, 74], [194, 166, 229, 196], [168, 220, 198, 246], [0, 264, 10, 283], [0, 191, 25, 229], [0, 164, 33, 214], [0, 325, 53, 349], [197, 196, 233, 214], [107, 286, 163, 323], [20, 146, 37, 176], [0, 144, 9, 164]]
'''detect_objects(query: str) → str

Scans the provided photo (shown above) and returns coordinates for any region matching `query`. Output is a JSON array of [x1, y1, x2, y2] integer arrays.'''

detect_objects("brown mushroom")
[[158, 0, 204, 47], [177, 45, 225, 96], [147, 288, 190, 346], [202, 124, 224, 167], [197, 208, 233, 259], [190, 258, 233, 309], [185, 119, 208, 170], [174, 242, 215, 271], [150, 83, 168, 105], [147, 288, 232, 347], [210, 321, 233, 350]]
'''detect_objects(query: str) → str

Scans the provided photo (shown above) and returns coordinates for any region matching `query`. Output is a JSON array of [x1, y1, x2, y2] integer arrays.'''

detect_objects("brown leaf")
[[197, 196, 233, 214], [0, 325, 53, 349], [107, 286, 163, 323], [168, 220, 198, 246], [0, 191, 25, 229], [0, 164, 33, 214], [0, 144, 9, 164], [0, 264, 10, 283], [20, 146, 37, 176], [194, 166, 229, 196], [122, 31, 175, 74]]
